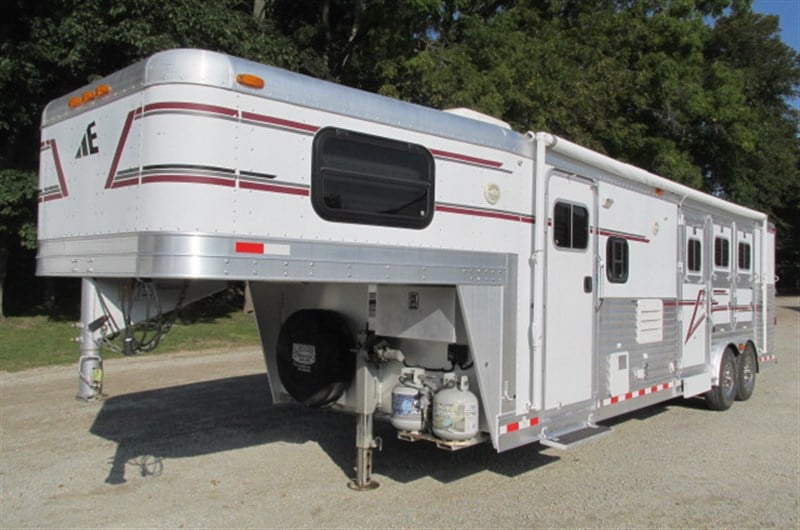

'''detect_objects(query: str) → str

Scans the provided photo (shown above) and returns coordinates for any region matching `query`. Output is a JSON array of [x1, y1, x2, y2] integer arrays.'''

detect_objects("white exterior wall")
[[596, 184, 678, 299]]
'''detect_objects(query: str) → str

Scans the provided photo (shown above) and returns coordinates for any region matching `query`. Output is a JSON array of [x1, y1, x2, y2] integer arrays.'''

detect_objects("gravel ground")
[[1, 297, 798, 529]]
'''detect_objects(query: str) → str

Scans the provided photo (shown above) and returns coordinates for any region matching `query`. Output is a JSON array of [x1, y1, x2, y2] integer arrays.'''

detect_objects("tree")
[[370, 0, 799, 288], [0, 170, 37, 319], [0, 0, 303, 316]]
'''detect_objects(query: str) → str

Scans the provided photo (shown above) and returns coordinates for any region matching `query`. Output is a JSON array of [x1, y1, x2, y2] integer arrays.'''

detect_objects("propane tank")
[[433, 374, 479, 441], [391, 367, 425, 432]]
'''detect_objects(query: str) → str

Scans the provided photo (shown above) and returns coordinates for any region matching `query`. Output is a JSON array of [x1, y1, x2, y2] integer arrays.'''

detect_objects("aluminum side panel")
[[597, 298, 680, 401]]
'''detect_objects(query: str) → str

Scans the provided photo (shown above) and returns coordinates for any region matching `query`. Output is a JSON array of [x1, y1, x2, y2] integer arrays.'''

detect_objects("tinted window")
[[606, 237, 629, 283], [714, 237, 730, 269], [312, 128, 434, 229], [553, 201, 589, 250], [738, 242, 751, 271], [687, 239, 702, 273]]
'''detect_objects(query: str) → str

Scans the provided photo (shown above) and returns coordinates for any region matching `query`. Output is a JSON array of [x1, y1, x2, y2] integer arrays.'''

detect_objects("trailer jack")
[[76, 279, 104, 401], [348, 413, 381, 491]]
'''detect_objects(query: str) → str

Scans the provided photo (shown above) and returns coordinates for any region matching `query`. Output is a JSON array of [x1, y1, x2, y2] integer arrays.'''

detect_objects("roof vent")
[[443, 108, 511, 129]]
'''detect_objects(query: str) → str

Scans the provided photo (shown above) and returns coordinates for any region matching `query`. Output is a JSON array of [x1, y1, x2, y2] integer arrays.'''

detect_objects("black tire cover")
[[276, 309, 355, 406]]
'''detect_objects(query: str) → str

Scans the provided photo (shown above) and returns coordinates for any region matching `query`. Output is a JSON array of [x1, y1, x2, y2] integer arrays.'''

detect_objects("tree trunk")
[[253, 0, 265, 20]]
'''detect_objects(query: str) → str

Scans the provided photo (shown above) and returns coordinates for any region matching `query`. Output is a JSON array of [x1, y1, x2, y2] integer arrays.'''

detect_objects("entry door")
[[681, 223, 708, 367], [544, 174, 596, 410]]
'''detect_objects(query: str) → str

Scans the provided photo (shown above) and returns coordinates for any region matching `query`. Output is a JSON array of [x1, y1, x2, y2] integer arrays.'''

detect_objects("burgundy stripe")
[[143, 101, 237, 117], [430, 148, 503, 169], [241, 111, 319, 133], [47, 140, 68, 199], [239, 181, 310, 196], [141, 175, 236, 187], [597, 229, 650, 243], [39, 193, 65, 203], [435, 204, 532, 223], [106, 109, 138, 189]]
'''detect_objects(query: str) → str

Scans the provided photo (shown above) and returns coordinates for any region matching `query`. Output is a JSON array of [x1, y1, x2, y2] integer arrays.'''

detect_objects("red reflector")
[[235, 241, 264, 254], [506, 422, 519, 433]]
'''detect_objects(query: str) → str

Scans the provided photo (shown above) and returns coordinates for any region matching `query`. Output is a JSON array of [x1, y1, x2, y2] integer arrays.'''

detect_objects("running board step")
[[540, 425, 612, 450]]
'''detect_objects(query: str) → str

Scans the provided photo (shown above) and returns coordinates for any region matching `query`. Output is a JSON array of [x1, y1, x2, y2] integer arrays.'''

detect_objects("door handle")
[[584, 276, 593, 293]]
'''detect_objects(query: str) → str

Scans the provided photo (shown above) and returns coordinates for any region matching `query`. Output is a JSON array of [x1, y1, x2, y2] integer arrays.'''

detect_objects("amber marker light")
[[94, 84, 112, 97], [68, 96, 82, 108], [236, 73, 265, 89]]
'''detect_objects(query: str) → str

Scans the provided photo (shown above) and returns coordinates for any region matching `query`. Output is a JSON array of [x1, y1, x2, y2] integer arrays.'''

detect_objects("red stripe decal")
[[235, 242, 264, 254], [430, 149, 503, 169], [144, 101, 237, 117], [597, 229, 650, 243], [610, 396, 619, 404], [47, 139, 68, 199], [638, 389, 646, 397], [241, 111, 319, 133], [106, 109, 138, 189], [239, 181, 310, 196], [141, 175, 235, 187], [625, 392, 633, 400], [435, 204, 532, 223]]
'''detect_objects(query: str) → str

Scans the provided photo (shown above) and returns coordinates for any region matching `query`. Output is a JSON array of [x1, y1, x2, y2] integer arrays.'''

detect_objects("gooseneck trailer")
[[38, 49, 777, 489]]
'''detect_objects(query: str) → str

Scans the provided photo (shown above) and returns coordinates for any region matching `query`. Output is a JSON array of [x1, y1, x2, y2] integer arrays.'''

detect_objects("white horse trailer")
[[38, 49, 777, 489]]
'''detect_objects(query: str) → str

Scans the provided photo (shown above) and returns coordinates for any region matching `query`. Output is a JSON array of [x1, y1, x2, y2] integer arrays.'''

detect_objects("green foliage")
[[0, 311, 259, 372], [0, 169, 37, 250], [1, 0, 799, 315]]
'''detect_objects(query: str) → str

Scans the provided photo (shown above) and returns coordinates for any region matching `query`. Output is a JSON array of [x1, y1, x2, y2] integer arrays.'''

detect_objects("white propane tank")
[[433, 374, 479, 441], [391, 368, 425, 432]]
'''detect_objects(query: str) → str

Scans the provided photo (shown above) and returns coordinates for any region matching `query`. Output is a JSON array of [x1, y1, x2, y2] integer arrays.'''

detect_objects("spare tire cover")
[[276, 309, 355, 406]]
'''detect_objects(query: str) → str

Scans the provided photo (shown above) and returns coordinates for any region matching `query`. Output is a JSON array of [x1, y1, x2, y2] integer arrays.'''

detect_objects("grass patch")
[[0, 309, 260, 373]]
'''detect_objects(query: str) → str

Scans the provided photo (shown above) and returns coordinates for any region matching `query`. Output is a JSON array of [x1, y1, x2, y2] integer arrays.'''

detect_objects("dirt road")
[[2, 298, 798, 528]]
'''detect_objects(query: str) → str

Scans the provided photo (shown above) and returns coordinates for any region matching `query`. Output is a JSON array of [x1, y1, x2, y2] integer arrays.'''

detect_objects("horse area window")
[[606, 237, 629, 283], [312, 127, 435, 229], [738, 242, 752, 271], [714, 237, 730, 269], [687, 239, 702, 273]]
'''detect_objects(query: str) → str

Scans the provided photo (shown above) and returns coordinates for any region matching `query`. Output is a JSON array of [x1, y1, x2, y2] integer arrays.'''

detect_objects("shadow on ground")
[[90, 374, 559, 486]]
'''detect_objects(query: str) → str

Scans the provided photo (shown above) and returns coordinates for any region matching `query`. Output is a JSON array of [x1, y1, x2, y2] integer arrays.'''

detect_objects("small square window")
[[553, 201, 589, 250]]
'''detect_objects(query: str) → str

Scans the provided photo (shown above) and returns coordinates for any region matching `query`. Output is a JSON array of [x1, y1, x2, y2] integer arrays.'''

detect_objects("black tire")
[[705, 348, 737, 411], [736, 345, 757, 401]]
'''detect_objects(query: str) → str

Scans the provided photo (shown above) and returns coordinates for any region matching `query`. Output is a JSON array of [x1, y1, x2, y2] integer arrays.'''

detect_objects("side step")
[[540, 425, 612, 450]]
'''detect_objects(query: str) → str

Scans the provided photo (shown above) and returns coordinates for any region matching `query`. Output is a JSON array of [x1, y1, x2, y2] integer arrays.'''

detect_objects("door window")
[[553, 201, 589, 250]]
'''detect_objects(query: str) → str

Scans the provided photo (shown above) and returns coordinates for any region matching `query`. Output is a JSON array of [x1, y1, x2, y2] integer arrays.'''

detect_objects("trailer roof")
[[41, 48, 533, 159], [41, 48, 767, 223]]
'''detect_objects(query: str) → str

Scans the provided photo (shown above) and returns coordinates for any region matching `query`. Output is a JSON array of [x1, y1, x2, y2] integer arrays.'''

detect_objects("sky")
[[752, 0, 800, 109], [753, 0, 800, 53]]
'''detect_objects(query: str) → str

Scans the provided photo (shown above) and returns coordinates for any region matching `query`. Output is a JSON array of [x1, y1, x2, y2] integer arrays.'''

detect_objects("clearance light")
[[68, 84, 114, 109], [236, 73, 265, 89], [655, 188, 665, 196], [94, 84, 112, 97]]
